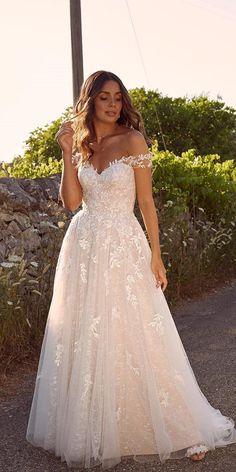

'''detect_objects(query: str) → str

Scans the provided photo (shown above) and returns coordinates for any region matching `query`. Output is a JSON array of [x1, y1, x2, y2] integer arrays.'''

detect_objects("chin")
[[102, 116, 117, 123]]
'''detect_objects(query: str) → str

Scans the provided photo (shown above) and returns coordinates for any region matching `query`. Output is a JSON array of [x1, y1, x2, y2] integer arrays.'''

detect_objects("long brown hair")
[[72, 70, 150, 163]]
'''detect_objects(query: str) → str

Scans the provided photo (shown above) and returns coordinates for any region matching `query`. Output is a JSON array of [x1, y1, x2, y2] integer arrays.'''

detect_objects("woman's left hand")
[[151, 254, 168, 291]]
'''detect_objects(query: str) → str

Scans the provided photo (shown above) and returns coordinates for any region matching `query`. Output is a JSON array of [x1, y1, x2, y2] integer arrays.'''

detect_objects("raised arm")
[[55, 122, 83, 211], [127, 130, 167, 291]]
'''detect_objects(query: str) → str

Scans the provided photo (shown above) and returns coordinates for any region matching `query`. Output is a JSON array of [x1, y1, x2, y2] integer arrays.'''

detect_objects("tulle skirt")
[[26, 208, 236, 469]]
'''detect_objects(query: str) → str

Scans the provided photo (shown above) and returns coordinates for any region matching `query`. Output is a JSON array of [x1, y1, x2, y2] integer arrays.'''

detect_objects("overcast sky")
[[1, 0, 236, 162]]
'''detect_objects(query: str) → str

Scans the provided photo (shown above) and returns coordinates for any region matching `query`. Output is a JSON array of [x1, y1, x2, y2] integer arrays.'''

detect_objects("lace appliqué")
[[55, 343, 63, 366], [81, 373, 93, 401], [185, 444, 209, 457], [159, 387, 169, 407], [125, 273, 138, 307], [174, 369, 185, 385], [121, 152, 153, 169], [149, 312, 164, 336], [72, 151, 153, 172], [89, 316, 101, 339], [126, 350, 140, 376], [80, 263, 87, 283]]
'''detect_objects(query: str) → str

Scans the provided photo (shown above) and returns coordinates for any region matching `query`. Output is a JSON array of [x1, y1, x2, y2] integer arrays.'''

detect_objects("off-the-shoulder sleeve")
[[122, 152, 153, 169], [72, 151, 82, 169]]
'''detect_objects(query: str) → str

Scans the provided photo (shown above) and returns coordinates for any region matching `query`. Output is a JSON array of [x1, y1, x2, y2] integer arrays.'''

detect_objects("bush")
[[151, 143, 236, 222], [146, 145, 236, 300], [1, 88, 236, 179], [130, 88, 236, 161]]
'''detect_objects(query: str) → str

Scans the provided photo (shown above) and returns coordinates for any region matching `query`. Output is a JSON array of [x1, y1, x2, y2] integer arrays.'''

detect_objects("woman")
[[26, 70, 236, 470]]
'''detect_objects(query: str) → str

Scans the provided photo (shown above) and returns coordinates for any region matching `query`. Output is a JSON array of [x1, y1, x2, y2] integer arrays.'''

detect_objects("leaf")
[[32, 290, 42, 296], [30, 261, 39, 268], [26, 318, 32, 328], [18, 260, 27, 277], [42, 263, 51, 274]]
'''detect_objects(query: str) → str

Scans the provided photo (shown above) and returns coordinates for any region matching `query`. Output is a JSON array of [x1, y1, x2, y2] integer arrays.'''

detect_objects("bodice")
[[73, 153, 153, 219]]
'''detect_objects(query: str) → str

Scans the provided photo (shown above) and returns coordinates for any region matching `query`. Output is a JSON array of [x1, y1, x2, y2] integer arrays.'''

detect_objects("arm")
[[127, 130, 168, 291], [56, 122, 83, 211], [59, 151, 83, 211]]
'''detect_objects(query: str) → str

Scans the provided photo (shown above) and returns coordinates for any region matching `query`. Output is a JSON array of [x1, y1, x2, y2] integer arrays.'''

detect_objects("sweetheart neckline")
[[78, 152, 153, 176], [86, 158, 130, 176]]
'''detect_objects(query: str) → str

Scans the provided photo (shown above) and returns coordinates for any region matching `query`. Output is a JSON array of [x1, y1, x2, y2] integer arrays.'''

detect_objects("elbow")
[[62, 199, 82, 212], [59, 189, 83, 212], [138, 196, 155, 211], [64, 204, 78, 212]]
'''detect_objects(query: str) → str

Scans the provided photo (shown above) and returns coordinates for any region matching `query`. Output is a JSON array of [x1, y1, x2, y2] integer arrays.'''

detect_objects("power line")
[[182, 0, 236, 22], [124, 0, 167, 150], [124, 0, 150, 88]]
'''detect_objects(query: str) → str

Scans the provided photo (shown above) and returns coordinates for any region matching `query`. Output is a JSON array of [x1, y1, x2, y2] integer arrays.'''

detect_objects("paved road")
[[0, 282, 236, 472]]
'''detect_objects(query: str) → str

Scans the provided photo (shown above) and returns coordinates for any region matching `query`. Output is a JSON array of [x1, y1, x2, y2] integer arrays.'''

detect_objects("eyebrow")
[[99, 90, 122, 94]]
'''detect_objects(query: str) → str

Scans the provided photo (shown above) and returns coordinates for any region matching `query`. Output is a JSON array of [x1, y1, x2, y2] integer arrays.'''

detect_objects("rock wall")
[[0, 174, 73, 264]]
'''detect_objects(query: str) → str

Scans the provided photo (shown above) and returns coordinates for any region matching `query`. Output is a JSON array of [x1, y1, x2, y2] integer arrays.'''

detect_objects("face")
[[93, 80, 123, 124]]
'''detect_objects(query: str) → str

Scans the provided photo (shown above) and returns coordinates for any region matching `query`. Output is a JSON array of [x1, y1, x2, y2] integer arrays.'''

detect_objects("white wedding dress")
[[26, 152, 236, 470]]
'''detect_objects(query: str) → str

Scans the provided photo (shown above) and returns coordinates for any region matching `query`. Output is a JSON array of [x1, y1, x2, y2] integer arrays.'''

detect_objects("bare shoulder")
[[119, 129, 153, 170], [126, 129, 149, 155]]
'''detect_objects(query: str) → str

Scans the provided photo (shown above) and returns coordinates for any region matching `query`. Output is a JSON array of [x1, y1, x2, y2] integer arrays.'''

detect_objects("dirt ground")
[[0, 280, 236, 472]]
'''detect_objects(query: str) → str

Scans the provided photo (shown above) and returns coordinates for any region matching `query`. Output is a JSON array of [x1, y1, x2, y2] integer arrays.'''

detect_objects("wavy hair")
[[71, 70, 150, 164]]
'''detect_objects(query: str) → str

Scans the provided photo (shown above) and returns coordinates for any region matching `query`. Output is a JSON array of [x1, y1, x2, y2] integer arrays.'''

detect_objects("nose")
[[109, 97, 116, 107]]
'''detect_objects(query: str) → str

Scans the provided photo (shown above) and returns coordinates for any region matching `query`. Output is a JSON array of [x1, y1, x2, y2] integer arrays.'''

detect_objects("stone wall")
[[0, 174, 72, 264]]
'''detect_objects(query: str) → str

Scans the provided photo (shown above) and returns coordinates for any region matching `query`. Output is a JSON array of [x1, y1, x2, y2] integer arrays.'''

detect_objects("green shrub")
[[151, 143, 236, 222], [130, 88, 236, 161]]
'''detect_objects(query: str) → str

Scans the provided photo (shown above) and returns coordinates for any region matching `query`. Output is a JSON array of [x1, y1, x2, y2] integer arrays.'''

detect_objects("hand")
[[151, 254, 168, 291], [55, 121, 74, 155]]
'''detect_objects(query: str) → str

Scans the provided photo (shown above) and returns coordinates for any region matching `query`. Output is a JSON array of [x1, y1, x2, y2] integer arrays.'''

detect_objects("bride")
[[26, 70, 236, 469]]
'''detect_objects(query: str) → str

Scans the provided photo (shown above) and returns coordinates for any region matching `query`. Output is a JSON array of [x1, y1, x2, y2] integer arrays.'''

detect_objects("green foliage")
[[130, 88, 236, 161], [1, 88, 236, 179], [151, 143, 236, 222], [1, 156, 63, 179], [146, 145, 236, 300]]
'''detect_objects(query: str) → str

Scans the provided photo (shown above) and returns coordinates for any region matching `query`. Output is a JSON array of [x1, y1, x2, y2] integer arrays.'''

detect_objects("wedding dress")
[[26, 152, 236, 469]]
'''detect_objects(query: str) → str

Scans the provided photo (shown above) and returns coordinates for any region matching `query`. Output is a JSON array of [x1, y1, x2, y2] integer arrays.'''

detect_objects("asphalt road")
[[0, 281, 236, 472]]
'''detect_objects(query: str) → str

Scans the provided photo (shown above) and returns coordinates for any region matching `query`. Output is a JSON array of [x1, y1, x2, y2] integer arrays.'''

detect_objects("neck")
[[93, 121, 118, 143]]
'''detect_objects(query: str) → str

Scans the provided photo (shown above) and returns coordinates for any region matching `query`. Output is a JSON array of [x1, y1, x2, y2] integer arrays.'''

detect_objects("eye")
[[100, 96, 107, 100]]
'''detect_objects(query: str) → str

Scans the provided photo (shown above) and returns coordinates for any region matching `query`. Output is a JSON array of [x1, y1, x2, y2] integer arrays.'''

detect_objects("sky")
[[1, 0, 236, 163]]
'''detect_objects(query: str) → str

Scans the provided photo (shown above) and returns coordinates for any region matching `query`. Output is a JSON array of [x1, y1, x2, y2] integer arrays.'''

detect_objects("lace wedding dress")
[[26, 152, 236, 469]]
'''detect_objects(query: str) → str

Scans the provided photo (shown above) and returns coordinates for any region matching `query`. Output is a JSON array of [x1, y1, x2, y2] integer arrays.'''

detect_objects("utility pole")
[[70, 0, 84, 106]]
